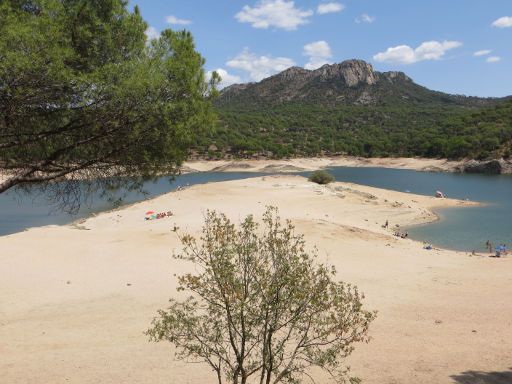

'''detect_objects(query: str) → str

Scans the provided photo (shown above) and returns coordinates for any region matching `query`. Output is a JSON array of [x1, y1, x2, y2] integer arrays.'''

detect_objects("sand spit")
[[1, 175, 510, 384]]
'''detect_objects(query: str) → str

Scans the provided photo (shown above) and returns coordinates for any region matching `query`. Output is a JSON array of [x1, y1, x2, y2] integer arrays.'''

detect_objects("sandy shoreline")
[[183, 156, 465, 174], [1, 175, 510, 384], [0, 155, 502, 186], [0, 156, 478, 187]]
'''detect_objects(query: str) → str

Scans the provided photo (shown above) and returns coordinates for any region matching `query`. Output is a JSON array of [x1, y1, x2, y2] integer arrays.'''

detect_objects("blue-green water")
[[0, 172, 264, 237], [325, 167, 512, 252], [1, 167, 511, 252]]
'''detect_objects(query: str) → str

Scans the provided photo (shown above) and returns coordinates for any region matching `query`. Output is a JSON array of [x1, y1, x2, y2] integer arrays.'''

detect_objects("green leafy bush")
[[147, 207, 375, 384], [309, 170, 335, 184]]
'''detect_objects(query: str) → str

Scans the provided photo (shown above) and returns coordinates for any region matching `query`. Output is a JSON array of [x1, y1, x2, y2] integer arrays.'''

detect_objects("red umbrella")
[[145, 210, 155, 215]]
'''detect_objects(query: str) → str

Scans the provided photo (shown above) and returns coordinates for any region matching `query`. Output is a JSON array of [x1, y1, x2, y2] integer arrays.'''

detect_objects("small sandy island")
[[1, 175, 511, 384]]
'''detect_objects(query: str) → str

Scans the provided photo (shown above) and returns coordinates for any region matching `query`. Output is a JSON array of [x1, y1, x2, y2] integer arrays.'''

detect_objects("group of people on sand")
[[145, 211, 173, 221], [394, 231, 408, 239], [383, 219, 409, 239], [485, 240, 508, 257]]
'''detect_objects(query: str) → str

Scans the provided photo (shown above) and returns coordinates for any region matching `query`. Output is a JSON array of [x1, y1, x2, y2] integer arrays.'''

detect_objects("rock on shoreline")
[[460, 159, 512, 174]]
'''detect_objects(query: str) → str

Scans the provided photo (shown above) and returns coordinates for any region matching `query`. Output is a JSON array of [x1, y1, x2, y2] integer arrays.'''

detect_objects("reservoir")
[[0, 172, 264, 237], [1, 167, 511, 252], [326, 167, 512, 252]]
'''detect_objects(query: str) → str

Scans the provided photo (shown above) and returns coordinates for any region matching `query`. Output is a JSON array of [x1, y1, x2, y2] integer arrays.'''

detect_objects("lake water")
[[325, 167, 512, 252], [1, 167, 511, 252], [0, 172, 264, 237]]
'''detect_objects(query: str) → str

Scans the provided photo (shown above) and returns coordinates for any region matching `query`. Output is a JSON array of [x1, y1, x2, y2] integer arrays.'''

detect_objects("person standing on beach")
[[486, 240, 493, 253]]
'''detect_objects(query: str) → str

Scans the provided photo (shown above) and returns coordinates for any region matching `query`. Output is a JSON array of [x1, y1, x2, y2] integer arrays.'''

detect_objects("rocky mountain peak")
[[217, 58, 442, 107], [313, 60, 378, 87]]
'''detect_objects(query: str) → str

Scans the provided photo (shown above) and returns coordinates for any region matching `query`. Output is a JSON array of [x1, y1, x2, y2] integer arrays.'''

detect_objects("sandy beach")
[[1, 175, 511, 384]]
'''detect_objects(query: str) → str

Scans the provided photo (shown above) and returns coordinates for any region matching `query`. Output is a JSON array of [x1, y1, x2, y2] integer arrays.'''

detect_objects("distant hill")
[[193, 60, 511, 160]]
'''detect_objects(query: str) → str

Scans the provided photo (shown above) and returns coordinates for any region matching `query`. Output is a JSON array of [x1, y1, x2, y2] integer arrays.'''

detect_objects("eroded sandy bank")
[[183, 156, 465, 174]]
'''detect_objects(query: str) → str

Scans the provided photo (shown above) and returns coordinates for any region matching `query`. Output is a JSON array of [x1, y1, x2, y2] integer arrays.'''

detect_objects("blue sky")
[[133, 0, 511, 97]]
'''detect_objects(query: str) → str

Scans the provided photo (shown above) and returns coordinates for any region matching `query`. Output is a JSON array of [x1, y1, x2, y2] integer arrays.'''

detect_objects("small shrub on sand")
[[309, 170, 335, 184]]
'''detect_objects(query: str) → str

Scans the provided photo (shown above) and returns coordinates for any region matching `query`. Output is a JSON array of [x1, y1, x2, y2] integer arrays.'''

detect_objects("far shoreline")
[[182, 156, 468, 174], [1, 155, 510, 186]]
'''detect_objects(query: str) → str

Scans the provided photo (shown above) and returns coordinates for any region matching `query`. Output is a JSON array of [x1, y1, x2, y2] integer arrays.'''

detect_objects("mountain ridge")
[[218, 59, 504, 108]]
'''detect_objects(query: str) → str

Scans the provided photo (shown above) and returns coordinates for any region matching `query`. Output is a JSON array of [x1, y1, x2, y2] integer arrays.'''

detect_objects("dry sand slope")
[[183, 156, 463, 173], [1, 175, 511, 384]]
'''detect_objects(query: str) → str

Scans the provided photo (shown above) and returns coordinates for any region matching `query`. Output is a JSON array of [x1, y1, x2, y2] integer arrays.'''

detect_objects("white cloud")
[[145, 26, 159, 40], [303, 40, 332, 69], [492, 16, 512, 28], [166, 15, 192, 25], [373, 40, 462, 64], [207, 68, 242, 89], [474, 49, 492, 56], [355, 14, 375, 24], [226, 48, 295, 81], [235, 0, 313, 30], [317, 2, 345, 15], [486, 56, 501, 63]]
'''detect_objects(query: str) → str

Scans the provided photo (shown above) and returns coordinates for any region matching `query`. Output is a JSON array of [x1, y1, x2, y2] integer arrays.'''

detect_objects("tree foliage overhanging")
[[0, 0, 218, 198]]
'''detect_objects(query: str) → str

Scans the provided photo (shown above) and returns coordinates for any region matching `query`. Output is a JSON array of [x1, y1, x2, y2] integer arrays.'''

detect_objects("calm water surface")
[[1, 167, 511, 252], [0, 172, 264, 237], [326, 167, 512, 252]]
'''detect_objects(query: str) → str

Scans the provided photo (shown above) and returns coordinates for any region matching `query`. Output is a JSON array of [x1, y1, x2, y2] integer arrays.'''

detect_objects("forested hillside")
[[193, 60, 511, 160]]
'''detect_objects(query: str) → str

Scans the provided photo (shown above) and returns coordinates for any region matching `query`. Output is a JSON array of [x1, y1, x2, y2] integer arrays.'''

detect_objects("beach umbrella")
[[145, 210, 155, 215]]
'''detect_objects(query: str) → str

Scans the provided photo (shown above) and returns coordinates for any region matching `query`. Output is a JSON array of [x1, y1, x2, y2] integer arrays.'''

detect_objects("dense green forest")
[[194, 100, 512, 160]]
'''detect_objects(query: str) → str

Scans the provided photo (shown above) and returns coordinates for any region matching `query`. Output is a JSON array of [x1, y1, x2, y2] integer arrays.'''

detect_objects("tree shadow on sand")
[[450, 368, 512, 384]]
